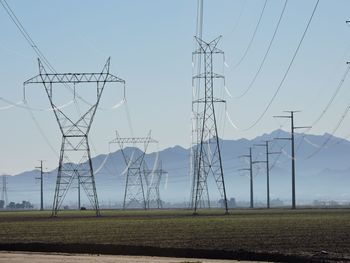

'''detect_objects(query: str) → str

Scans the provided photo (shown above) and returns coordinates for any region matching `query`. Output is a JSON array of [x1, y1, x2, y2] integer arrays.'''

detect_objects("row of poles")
[[239, 111, 310, 209]]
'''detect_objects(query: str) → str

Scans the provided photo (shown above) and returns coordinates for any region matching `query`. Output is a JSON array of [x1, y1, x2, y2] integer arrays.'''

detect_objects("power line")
[[231, 0, 248, 35], [0, 0, 55, 72], [311, 62, 350, 127], [242, 0, 320, 131], [305, 103, 350, 159], [0, 0, 97, 110], [232, 0, 268, 69], [23, 100, 59, 157], [295, 62, 350, 154], [234, 0, 288, 99]]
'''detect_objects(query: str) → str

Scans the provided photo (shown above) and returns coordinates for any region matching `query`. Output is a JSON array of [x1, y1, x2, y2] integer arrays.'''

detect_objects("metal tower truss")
[[192, 36, 229, 214], [24, 58, 125, 216], [110, 131, 158, 209], [1, 175, 8, 208], [190, 113, 210, 209], [143, 161, 167, 209]]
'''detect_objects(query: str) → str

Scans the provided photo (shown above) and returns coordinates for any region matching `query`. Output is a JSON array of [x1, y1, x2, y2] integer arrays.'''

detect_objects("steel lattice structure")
[[24, 58, 125, 216], [143, 161, 167, 209], [191, 36, 229, 214], [110, 131, 157, 209], [190, 112, 210, 209], [1, 175, 8, 208]]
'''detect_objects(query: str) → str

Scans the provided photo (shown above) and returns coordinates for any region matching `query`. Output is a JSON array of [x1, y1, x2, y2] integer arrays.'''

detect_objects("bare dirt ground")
[[0, 251, 261, 263]]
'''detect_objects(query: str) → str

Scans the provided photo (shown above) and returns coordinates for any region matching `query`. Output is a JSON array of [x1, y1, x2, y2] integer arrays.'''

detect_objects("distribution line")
[[242, 0, 320, 131], [330, 131, 350, 147], [295, 63, 350, 154], [270, 138, 289, 169], [310, 63, 350, 128], [306, 103, 350, 159]]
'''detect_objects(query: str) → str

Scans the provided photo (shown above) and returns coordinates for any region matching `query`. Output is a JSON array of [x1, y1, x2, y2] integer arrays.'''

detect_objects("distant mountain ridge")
[[3, 129, 350, 208]]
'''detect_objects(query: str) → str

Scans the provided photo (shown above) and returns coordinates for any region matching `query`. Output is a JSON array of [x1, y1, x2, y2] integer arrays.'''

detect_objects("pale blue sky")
[[1, 0, 350, 174]]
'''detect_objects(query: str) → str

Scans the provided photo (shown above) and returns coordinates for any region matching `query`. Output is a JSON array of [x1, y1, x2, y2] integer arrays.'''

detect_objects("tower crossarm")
[[192, 73, 224, 80], [24, 72, 125, 85], [193, 98, 226, 104], [193, 36, 224, 54], [110, 137, 158, 145]]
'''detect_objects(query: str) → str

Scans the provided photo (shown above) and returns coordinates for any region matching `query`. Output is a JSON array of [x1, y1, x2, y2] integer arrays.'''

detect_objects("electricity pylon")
[[190, 0, 211, 210], [110, 131, 157, 209], [274, 111, 311, 209], [192, 36, 229, 214], [143, 161, 167, 209], [24, 58, 125, 216], [1, 175, 8, 208]]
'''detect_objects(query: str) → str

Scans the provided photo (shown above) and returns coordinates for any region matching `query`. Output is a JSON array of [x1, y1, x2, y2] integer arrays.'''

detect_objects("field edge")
[[0, 243, 346, 263]]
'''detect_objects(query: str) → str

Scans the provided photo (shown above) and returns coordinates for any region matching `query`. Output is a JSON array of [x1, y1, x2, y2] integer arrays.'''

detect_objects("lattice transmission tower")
[[1, 175, 8, 208], [110, 131, 157, 209], [190, 0, 209, 210], [143, 161, 167, 209], [24, 58, 125, 216], [191, 36, 229, 214]]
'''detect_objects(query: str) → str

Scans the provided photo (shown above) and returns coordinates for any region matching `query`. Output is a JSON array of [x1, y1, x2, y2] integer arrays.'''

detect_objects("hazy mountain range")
[[2, 129, 350, 209]]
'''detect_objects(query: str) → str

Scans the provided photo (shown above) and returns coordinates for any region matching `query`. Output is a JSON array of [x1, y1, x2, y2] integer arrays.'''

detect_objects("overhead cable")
[[234, 0, 288, 99], [232, 0, 268, 69], [242, 0, 320, 131]]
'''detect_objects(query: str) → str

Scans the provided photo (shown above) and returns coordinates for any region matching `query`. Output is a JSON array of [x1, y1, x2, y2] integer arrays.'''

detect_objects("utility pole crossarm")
[[252, 160, 267, 164], [269, 151, 282, 155], [274, 137, 291, 140], [273, 115, 291, 118], [254, 144, 267, 147], [284, 110, 301, 113], [294, 126, 312, 129], [238, 168, 251, 171]]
